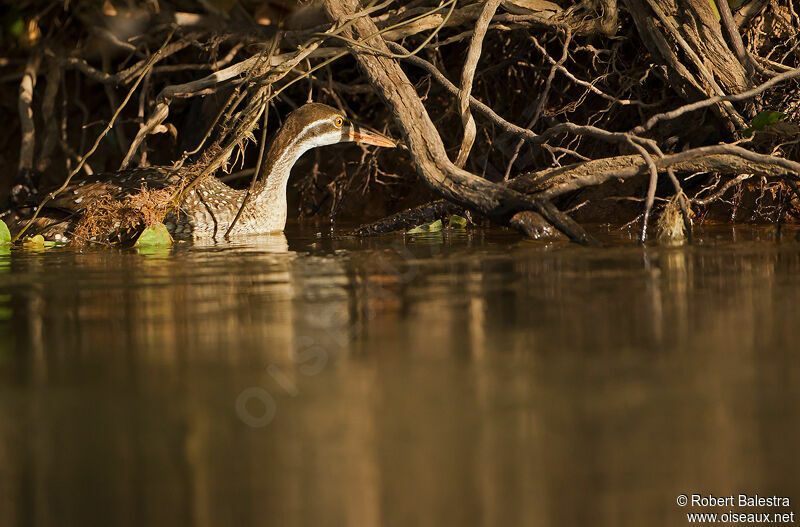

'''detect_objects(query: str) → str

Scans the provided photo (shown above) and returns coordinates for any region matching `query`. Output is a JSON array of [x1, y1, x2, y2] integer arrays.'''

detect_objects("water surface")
[[1, 224, 799, 526]]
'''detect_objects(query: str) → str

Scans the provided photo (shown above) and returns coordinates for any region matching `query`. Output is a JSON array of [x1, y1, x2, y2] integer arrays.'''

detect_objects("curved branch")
[[320, 0, 598, 245], [511, 146, 800, 199], [454, 0, 500, 168]]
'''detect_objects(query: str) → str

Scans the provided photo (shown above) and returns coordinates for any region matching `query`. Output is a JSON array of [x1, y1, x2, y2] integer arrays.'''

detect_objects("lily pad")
[[20, 234, 54, 251], [0, 220, 10, 245], [407, 219, 443, 234], [135, 223, 173, 247], [23, 234, 45, 247], [744, 110, 788, 137], [447, 215, 468, 229]]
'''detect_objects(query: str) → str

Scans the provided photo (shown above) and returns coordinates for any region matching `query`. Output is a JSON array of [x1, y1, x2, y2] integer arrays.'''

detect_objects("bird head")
[[283, 103, 397, 151]]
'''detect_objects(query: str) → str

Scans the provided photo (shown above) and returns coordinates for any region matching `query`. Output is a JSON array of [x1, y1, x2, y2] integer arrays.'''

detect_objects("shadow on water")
[[0, 223, 799, 526]]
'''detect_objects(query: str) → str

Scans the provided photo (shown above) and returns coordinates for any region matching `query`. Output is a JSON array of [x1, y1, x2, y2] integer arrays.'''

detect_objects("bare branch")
[[511, 146, 800, 199], [454, 0, 500, 168], [321, 0, 598, 245], [18, 53, 41, 172]]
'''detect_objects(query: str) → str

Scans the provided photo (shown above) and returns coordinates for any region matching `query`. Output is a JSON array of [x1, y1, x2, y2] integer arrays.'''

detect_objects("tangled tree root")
[[2, 0, 800, 245]]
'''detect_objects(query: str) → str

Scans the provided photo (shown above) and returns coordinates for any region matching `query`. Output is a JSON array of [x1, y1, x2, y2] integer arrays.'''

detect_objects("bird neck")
[[252, 119, 319, 211]]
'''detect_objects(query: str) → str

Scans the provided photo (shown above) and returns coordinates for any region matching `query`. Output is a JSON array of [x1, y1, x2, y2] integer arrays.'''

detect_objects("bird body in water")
[[9, 103, 396, 242]]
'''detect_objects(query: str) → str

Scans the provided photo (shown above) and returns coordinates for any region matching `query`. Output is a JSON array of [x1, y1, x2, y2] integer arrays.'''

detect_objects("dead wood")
[[512, 149, 800, 198], [3, 0, 800, 245], [320, 0, 598, 246], [623, 0, 750, 130], [348, 200, 460, 236]]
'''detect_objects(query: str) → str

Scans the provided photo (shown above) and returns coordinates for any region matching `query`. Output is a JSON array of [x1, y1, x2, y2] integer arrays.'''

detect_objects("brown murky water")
[[1, 223, 799, 526]]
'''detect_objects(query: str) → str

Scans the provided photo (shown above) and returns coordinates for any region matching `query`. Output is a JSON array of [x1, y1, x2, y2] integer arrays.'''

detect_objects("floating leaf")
[[0, 220, 10, 245], [21, 234, 47, 251], [135, 223, 173, 247], [406, 219, 443, 234], [447, 215, 468, 229], [743, 110, 788, 137]]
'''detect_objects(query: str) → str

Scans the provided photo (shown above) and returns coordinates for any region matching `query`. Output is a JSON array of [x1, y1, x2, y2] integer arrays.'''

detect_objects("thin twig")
[[225, 92, 270, 238]]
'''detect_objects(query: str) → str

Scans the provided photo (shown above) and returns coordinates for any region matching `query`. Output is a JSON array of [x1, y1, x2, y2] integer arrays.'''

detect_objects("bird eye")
[[334, 117, 344, 128]]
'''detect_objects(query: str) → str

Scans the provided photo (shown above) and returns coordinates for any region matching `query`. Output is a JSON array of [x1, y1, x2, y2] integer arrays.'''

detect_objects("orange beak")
[[348, 123, 397, 148]]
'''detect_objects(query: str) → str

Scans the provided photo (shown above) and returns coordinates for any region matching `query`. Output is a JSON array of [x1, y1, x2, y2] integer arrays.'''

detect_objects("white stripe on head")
[[275, 118, 346, 168]]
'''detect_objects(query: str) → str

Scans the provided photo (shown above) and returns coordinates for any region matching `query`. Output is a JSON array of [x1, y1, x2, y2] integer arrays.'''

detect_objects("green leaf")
[[21, 234, 47, 252], [0, 220, 10, 245], [135, 223, 173, 247], [744, 110, 788, 137], [447, 215, 468, 229], [23, 234, 45, 246], [751, 110, 788, 129], [406, 219, 443, 234]]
